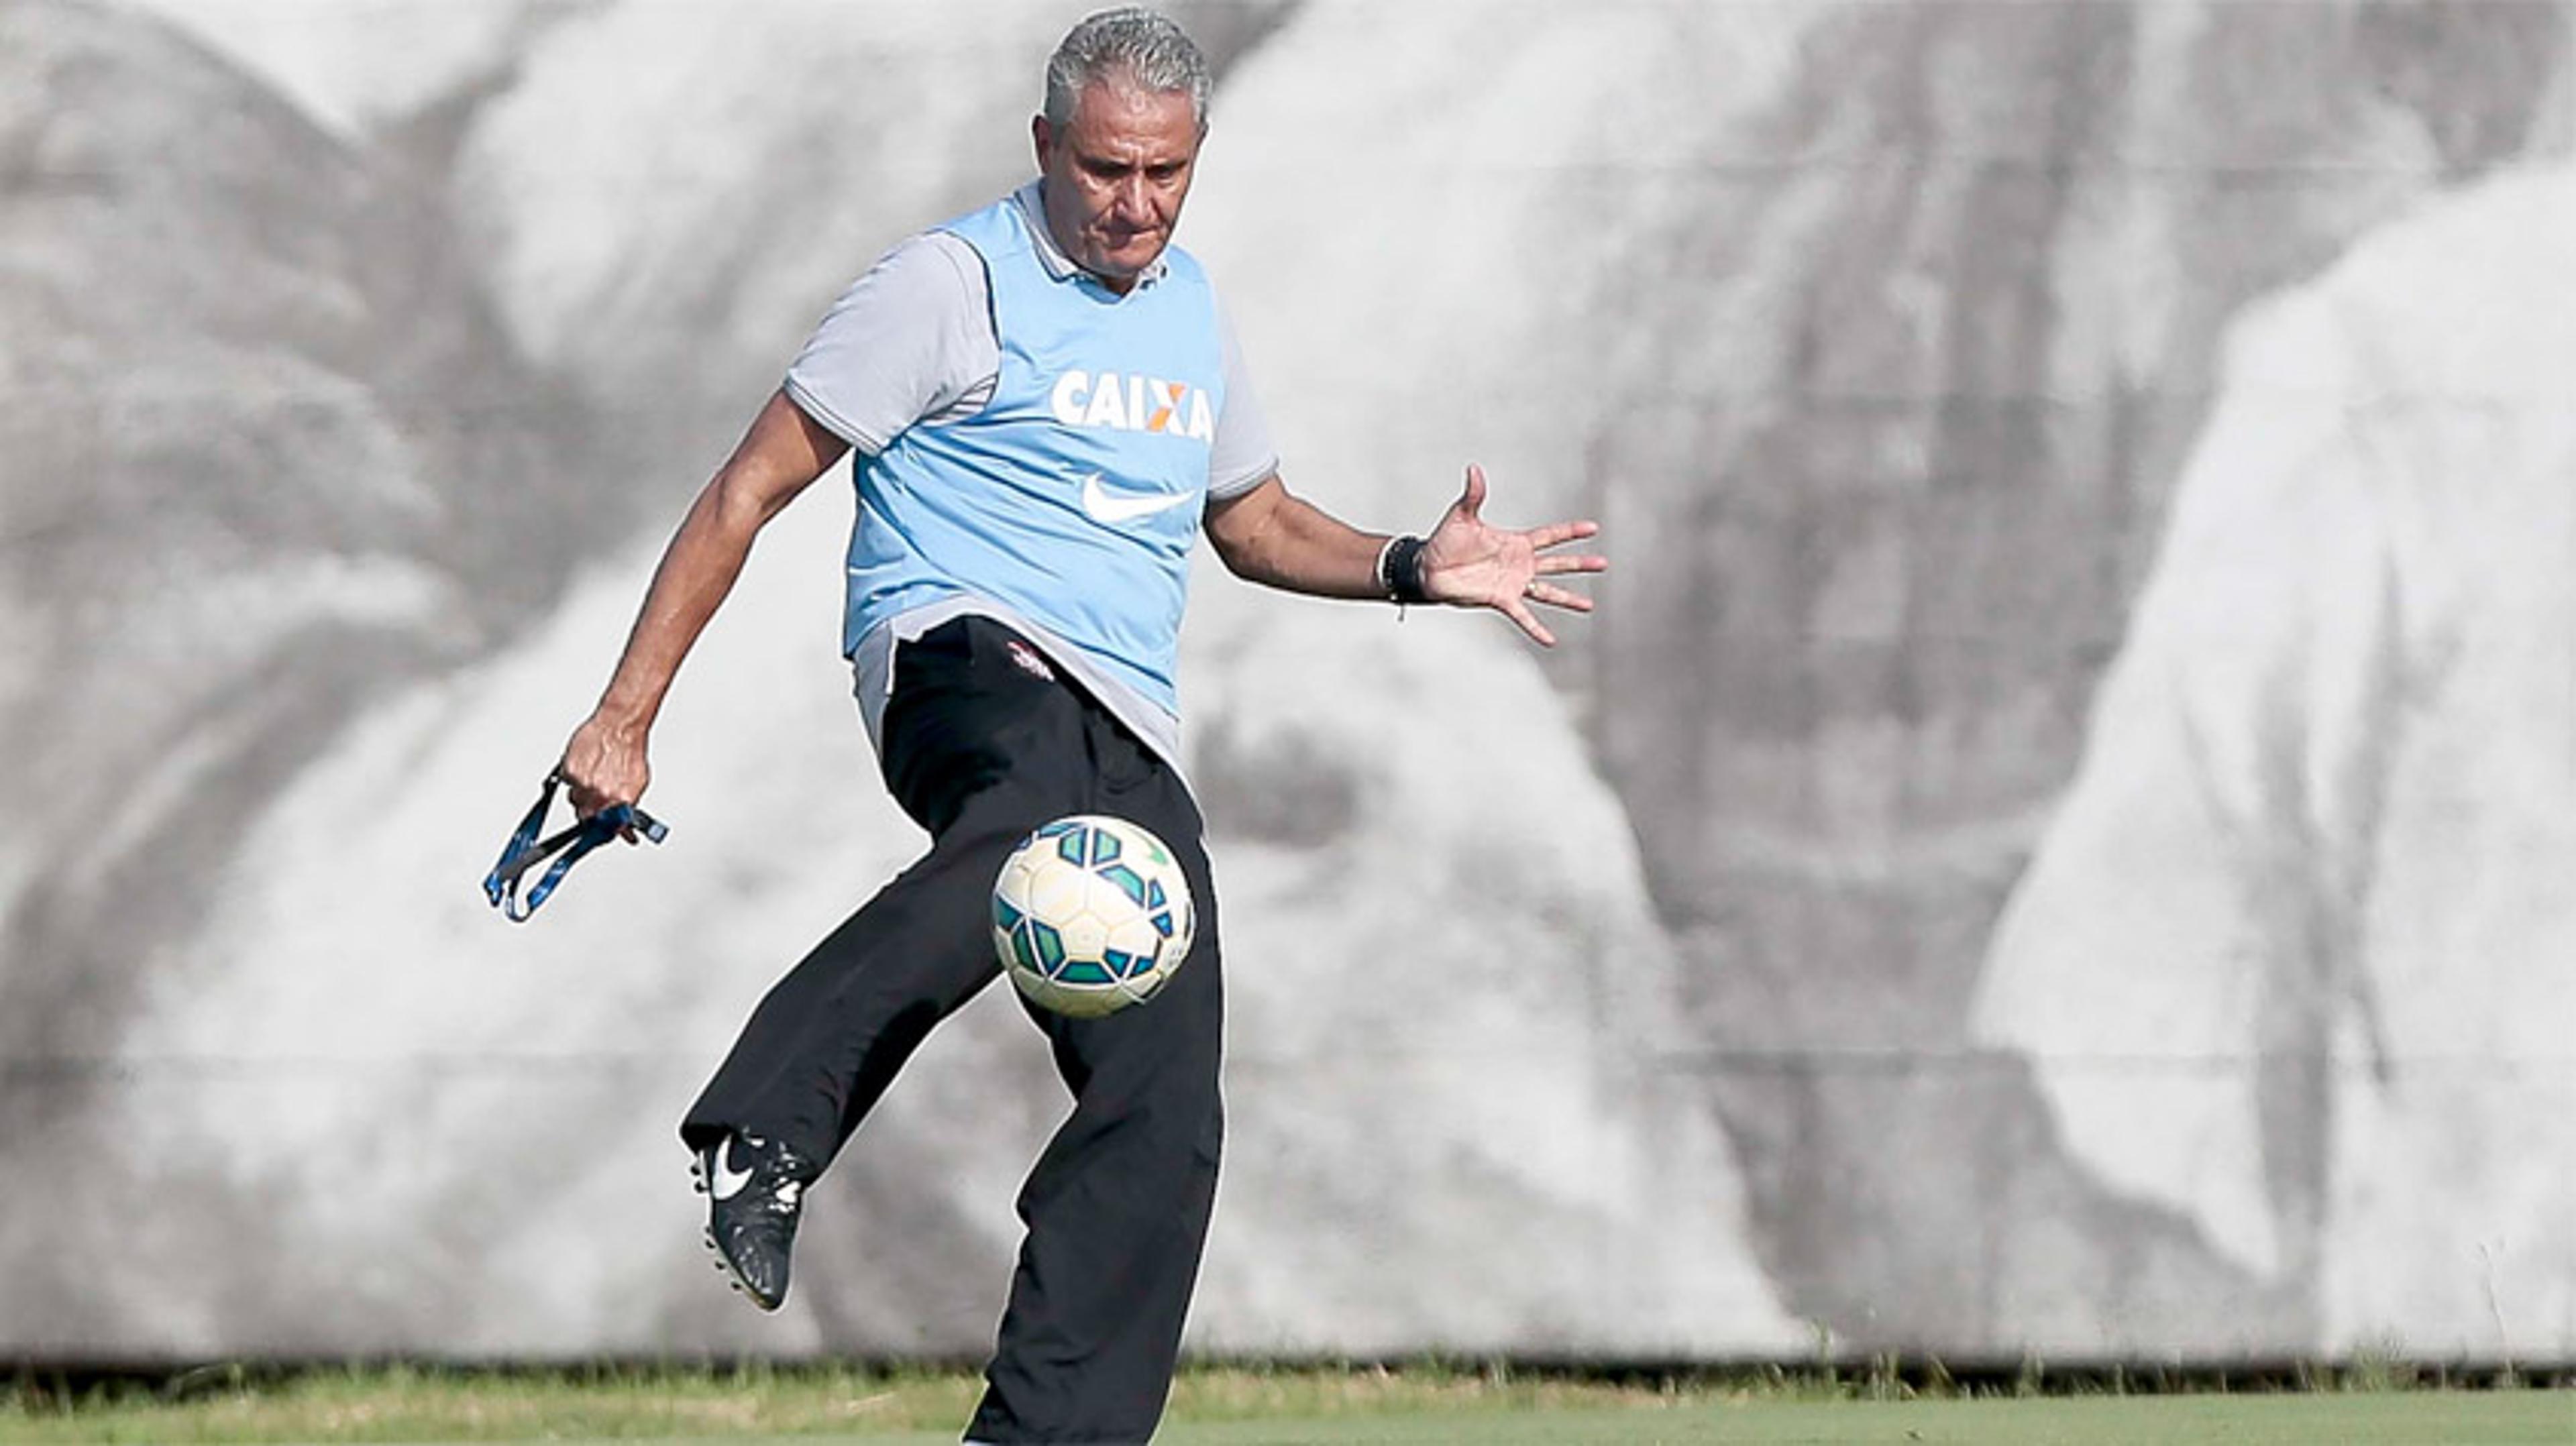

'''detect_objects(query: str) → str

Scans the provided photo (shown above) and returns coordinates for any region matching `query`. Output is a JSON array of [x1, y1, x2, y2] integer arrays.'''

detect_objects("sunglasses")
[[481, 771, 669, 922]]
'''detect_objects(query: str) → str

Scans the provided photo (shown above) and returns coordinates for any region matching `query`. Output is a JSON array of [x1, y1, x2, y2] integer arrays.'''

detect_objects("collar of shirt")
[[1012, 179, 1168, 291]]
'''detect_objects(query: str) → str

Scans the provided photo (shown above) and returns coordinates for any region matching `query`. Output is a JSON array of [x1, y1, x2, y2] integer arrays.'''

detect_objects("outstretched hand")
[[1418, 464, 1607, 647]]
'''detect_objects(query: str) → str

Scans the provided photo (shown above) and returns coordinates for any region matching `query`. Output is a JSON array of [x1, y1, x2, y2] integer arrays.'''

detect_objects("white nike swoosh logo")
[[708, 1138, 755, 1201], [1080, 471, 1191, 524]]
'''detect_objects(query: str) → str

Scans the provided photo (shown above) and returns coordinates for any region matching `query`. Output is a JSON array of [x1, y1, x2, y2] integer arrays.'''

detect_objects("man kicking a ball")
[[550, 8, 1604, 1441]]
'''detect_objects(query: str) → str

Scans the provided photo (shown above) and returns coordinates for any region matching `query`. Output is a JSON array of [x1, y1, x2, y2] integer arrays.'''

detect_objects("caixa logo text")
[[1048, 371, 1216, 441]]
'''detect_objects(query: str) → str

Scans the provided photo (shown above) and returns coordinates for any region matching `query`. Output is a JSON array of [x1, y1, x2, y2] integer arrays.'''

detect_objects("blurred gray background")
[[3, 0, 2571, 1366]]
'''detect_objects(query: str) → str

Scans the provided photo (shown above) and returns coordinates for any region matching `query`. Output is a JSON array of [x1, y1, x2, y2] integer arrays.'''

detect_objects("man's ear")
[[1032, 114, 1055, 170]]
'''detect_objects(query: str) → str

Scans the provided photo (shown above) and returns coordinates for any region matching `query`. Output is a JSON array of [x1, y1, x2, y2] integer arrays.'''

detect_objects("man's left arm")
[[1202, 467, 1606, 648]]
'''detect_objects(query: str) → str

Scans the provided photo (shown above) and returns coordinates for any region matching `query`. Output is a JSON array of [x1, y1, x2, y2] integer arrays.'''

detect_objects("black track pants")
[[681, 615, 1224, 1445]]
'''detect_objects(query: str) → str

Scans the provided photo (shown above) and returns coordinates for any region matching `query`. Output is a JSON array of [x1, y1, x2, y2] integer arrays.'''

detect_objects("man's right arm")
[[557, 390, 849, 817]]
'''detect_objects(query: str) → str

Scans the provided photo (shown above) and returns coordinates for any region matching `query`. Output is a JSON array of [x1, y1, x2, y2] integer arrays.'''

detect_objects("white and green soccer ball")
[[991, 814, 1195, 1019]]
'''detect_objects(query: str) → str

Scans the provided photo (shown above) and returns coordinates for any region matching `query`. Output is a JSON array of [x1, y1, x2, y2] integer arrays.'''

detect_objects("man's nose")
[[1111, 172, 1154, 220]]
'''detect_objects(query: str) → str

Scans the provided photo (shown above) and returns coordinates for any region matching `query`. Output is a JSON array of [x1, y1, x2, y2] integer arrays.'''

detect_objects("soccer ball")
[[991, 814, 1195, 1019]]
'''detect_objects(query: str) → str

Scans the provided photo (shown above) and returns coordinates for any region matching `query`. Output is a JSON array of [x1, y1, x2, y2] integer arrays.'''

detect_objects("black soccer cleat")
[[692, 1132, 816, 1312]]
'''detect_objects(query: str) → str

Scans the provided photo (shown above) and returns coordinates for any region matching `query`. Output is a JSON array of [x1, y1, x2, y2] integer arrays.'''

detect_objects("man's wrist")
[[1377, 534, 1431, 605], [585, 695, 659, 742]]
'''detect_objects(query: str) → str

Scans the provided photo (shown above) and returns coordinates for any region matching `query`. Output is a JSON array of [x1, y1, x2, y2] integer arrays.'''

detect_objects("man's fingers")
[[1503, 598, 1558, 648], [570, 784, 645, 842], [1528, 518, 1599, 549], [561, 769, 641, 822], [1534, 551, 1609, 577], [1521, 580, 1596, 613]]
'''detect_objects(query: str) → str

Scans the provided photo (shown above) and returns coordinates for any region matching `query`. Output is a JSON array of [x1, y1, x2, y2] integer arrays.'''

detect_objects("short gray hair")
[[1042, 7, 1212, 132]]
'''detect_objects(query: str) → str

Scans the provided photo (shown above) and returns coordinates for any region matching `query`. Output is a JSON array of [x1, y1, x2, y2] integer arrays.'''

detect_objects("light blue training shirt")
[[784, 182, 1277, 772]]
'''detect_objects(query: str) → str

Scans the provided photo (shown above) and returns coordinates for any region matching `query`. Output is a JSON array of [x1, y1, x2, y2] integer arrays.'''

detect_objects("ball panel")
[[1058, 912, 1110, 964], [1024, 863, 1086, 923], [1097, 861, 1149, 909], [1104, 911, 1163, 963], [1028, 919, 1067, 971]]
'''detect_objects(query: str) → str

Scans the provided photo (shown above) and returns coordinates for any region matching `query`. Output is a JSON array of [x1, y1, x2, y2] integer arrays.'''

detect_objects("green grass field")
[[2, 1366, 2568, 1445]]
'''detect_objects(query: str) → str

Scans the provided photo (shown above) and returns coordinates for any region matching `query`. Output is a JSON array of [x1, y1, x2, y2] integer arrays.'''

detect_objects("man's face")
[[1033, 78, 1201, 292]]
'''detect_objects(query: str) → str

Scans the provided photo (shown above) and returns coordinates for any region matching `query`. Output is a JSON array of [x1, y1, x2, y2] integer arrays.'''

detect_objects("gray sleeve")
[[782, 231, 998, 455], [1207, 293, 1280, 499]]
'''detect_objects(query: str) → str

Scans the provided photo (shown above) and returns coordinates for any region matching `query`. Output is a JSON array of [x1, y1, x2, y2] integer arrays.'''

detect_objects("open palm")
[[1419, 464, 1608, 647]]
